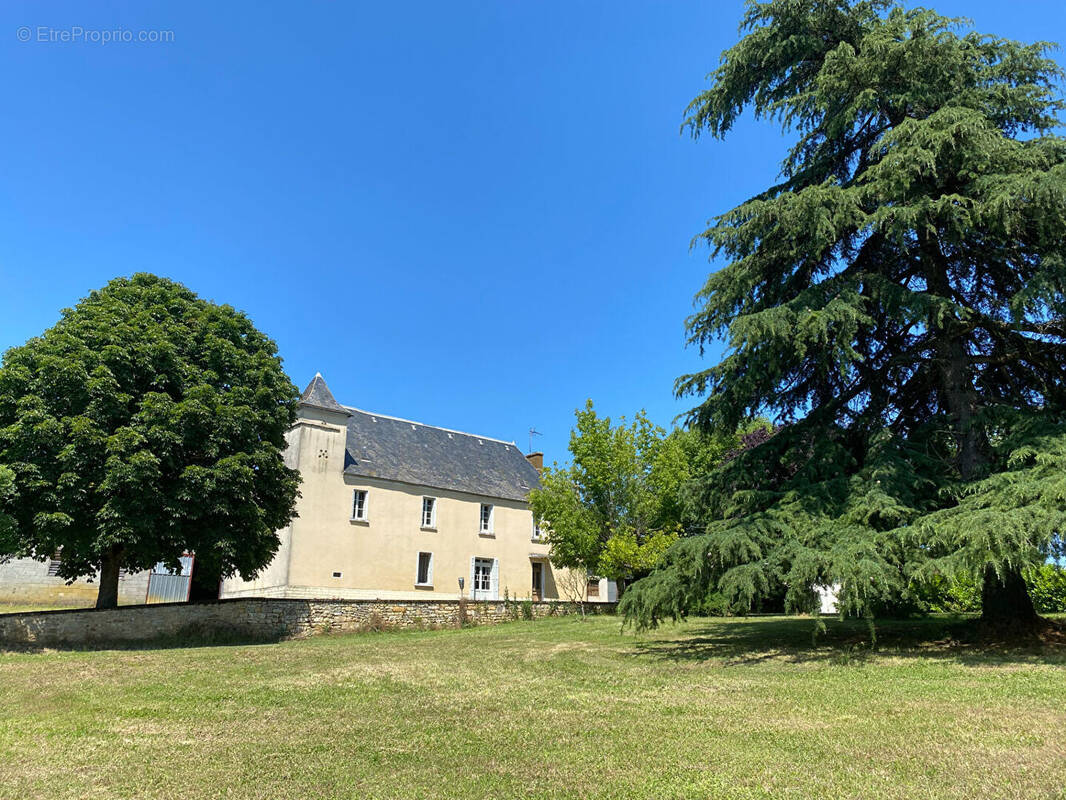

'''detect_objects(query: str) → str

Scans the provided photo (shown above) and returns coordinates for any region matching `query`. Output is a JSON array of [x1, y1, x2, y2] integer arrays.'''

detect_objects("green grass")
[[1, 615, 1064, 800]]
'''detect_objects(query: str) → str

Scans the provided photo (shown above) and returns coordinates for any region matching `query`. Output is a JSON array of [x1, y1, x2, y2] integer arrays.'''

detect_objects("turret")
[[294, 373, 350, 475]]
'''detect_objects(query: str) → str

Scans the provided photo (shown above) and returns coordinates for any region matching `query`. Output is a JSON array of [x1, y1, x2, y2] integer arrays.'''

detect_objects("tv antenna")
[[528, 427, 542, 453]]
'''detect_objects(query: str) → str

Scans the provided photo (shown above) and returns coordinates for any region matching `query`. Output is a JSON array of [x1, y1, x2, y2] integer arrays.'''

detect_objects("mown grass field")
[[1, 614, 1064, 800]]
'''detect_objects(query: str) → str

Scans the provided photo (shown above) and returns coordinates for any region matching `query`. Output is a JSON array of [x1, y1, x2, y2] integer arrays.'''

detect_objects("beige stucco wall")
[[217, 423, 304, 597], [222, 408, 592, 602], [0, 558, 150, 607]]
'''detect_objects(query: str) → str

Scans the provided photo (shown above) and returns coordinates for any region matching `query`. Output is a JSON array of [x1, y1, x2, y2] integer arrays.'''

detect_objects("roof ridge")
[[341, 405, 518, 447]]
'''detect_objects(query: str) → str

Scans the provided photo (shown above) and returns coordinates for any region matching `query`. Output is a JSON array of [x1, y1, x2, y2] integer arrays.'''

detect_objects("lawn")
[[1, 615, 1064, 800]]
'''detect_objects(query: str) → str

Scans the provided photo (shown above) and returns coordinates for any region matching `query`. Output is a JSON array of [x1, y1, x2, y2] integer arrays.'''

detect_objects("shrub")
[[457, 596, 470, 627], [503, 588, 520, 620], [1026, 564, 1066, 613], [695, 591, 735, 617], [909, 566, 1066, 616], [359, 612, 388, 633]]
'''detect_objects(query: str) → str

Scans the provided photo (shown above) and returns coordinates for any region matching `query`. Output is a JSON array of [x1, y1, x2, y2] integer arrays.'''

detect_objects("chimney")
[[526, 452, 544, 472]]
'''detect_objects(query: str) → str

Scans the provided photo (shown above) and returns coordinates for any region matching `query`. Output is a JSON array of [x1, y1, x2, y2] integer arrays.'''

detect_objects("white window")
[[470, 556, 499, 599], [416, 552, 433, 586], [532, 518, 545, 541], [473, 557, 493, 595], [351, 489, 368, 521], [421, 497, 437, 529], [479, 503, 494, 535]]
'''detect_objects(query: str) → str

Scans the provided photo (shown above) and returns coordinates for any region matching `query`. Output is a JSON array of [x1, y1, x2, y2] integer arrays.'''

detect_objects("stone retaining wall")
[[0, 597, 617, 648]]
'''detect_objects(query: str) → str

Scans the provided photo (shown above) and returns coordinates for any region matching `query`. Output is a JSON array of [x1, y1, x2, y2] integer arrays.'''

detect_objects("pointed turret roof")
[[300, 373, 349, 415]]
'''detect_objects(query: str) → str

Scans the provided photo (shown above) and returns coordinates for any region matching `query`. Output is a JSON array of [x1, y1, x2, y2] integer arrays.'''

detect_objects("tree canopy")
[[0, 274, 301, 608], [529, 402, 684, 591], [0, 466, 15, 543], [621, 0, 1066, 630], [529, 400, 770, 592]]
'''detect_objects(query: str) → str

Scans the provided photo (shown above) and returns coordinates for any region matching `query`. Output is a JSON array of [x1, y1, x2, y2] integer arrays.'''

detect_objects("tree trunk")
[[95, 546, 122, 609], [941, 333, 981, 479], [924, 232, 982, 480], [981, 564, 1040, 630], [919, 238, 1042, 629]]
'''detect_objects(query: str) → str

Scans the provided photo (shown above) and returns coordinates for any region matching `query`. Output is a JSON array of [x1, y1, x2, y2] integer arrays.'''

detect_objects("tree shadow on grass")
[[629, 615, 1066, 667]]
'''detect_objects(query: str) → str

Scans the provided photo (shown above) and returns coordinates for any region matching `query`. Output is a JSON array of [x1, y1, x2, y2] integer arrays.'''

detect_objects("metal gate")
[[145, 554, 194, 604]]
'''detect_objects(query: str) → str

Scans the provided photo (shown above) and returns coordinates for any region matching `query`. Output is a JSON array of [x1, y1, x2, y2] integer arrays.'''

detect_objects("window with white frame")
[[479, 503, 494, 535], [421, 497, 437, 528], [416, 552, 433, 586], [351, 489, 368, 521], [532, 518, 545, 541], [473, 557, 493, 594]]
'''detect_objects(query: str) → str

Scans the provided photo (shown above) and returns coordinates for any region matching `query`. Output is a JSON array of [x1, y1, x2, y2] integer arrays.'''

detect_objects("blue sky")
[[2, 1, 1063, 464]]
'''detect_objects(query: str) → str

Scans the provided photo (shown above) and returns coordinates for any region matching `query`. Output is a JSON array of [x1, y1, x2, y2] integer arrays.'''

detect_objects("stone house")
[[221, 375, 615, 603], [0, 374, 616, 606]]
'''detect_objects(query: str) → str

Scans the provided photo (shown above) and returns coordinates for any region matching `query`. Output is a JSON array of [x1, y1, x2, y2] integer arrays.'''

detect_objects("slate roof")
[[300, 373, 348, 415], [298, 375, 540, 502]]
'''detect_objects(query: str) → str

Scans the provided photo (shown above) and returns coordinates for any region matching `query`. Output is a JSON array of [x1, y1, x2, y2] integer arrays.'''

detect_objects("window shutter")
[[490, 558, 500, 601], [427, 554, 434, 587], [470, 556, 477, 599]]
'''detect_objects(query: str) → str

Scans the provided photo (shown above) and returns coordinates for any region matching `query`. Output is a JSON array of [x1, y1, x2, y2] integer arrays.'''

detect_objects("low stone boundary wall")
[[0, 597, 617, 648]]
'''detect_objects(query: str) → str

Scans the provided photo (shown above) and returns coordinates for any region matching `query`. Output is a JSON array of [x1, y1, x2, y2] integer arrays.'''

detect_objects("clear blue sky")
[[2, 1, 1063, 464]]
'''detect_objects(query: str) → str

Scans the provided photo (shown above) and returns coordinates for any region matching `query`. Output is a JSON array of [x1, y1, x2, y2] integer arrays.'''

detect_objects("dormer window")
[[351, 489, 368, 522], [479, 503, 494, 536]]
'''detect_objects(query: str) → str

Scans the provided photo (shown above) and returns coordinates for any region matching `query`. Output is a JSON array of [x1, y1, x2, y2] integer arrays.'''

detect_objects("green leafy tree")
[[530, 402, 768, 593], [0, 466, 15, 543], [0, 274, 301, 608], [529, 402, 687, 592], [622, 0, 1066, 630]]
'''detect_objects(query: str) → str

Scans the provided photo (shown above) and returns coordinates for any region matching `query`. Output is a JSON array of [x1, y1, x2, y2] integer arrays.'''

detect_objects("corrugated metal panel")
[[145, 555, 194, 604]]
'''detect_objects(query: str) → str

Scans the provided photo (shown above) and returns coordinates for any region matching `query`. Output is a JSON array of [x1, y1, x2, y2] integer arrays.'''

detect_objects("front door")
[[531, 563, 543, 601]]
